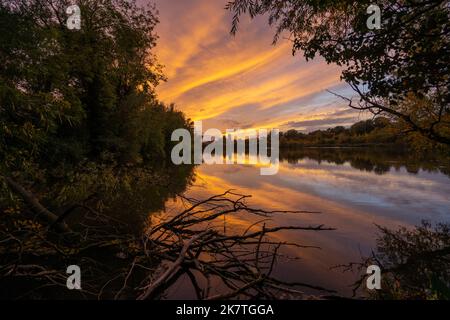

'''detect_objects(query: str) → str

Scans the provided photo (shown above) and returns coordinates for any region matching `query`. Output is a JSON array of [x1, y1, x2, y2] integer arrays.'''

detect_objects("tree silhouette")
[[341, 221, 450, 299]]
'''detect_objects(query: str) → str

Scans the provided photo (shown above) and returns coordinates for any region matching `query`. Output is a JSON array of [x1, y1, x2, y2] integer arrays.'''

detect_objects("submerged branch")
[[137, 190, 336, 299], [2, 176, 70, 233]]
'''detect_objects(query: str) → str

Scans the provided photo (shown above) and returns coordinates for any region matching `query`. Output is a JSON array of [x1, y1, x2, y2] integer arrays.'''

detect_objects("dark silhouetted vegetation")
[[0, 0, 199, 299], [228, 0, 450, 145], [343, 222, 450, 300], [0, 0, 192, 174]]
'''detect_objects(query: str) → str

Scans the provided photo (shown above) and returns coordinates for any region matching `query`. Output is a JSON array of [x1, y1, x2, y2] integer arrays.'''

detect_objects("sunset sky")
[[150, 0, 365, 132]]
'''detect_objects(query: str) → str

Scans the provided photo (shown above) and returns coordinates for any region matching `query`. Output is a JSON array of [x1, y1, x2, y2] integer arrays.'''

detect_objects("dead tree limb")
[[138, 190, 336, 299], [137, 231, 211, 300], [2, 176, 70, 233]]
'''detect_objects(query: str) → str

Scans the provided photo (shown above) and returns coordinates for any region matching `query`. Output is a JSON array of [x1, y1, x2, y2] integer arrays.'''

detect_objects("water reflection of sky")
[[171, 156, 450, 296]]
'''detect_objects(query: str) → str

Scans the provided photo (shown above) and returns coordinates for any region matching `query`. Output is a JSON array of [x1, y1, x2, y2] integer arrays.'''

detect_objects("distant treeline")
[[280, 117, 441, 150]]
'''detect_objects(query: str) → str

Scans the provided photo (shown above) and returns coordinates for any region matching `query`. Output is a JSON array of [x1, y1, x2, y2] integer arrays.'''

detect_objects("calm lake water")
[[163, 148, 450, 298]]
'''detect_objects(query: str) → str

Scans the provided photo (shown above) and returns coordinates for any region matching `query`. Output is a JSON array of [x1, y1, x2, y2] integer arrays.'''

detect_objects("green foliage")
[[0, 0, 195, 238], [0, 0, 192, 178], [0, 2, 196, 300]]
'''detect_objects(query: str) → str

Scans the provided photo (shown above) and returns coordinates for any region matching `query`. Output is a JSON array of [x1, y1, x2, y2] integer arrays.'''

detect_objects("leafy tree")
[[351, 120, 374, 135], [227, 0, 450, 145], [0, 0, 197, 301], [0, 0, 192, 176], [0, 0, 194, 220]]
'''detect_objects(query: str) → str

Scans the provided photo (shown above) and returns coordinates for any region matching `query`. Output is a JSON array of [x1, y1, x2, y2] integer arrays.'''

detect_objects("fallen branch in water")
[[136, 190, 336, 300], [0, 187, 336, 300], [137, 231, 211, 300], [2, 176, 70, 233]]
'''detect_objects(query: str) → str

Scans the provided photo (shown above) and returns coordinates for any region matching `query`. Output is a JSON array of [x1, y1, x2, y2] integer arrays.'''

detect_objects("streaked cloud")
[[150, 0, 364, 131]]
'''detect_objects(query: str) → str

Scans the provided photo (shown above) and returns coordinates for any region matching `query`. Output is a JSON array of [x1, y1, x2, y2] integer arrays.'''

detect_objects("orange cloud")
[[152, 0, 358, 131]]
